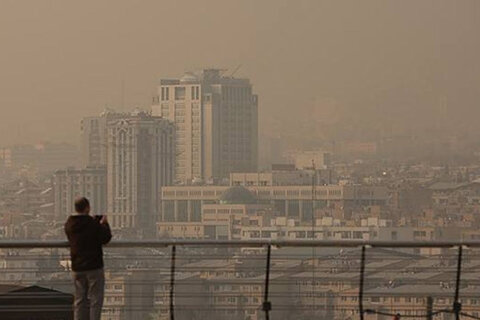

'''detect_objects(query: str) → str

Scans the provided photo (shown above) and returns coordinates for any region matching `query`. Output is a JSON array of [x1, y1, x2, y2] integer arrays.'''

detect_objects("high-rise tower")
[[152, 69, 258, 184], [105, 110, 175, 230]]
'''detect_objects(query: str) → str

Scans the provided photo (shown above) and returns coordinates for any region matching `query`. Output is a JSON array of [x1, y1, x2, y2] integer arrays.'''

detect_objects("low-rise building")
[[103, 269, 155, 320], [53, 166, 106, 218], [0, 179, 53, 215], [230, 169, 313, 187], [205, 273, 291, 320], [0, 284, 73, 320], [160, 184, 388, 223], [152, 273, 206, 320]]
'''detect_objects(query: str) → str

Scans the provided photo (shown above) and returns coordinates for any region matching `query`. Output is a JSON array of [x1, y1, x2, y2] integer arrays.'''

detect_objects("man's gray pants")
[[72, 268, 105, 320]]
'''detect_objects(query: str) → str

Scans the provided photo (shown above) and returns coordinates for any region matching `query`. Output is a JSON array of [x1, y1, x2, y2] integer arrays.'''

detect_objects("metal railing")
[[1, 239, 480, 320], [4, 239, 480, 248]]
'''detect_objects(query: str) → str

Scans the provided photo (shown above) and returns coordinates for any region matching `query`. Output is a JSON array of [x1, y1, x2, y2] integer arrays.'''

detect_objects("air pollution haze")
[[0, 0, 479, 151], [4, 2, 480, 320]]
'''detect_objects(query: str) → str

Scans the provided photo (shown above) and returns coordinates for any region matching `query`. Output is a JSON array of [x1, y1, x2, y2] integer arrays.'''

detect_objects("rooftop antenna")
[[217, 68, 229, 77], [229, 64, 242, 77], [121, 79, 125, 111]]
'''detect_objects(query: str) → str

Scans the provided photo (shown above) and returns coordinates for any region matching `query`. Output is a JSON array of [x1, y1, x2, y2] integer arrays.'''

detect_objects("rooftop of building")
[[207, 273, 286, 283], [160, 68, 251, 86], [365, 284, 455, 296], [219, 186, 257, 204]]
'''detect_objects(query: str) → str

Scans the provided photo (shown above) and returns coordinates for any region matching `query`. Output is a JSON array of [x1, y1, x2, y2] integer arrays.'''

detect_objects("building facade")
[[106, 111, 175, 230], [159, 184, 388, 223], [53, 166, 107, 217], [80, 109, 125, 168], [152, 69, 258, 183], [0, 285, 73, 320], [230, 170, 314, 187], [0, 143, 78, 174]]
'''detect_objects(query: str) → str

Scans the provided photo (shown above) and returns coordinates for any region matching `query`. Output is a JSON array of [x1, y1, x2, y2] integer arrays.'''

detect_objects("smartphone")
[[94, 215, 103, 222]]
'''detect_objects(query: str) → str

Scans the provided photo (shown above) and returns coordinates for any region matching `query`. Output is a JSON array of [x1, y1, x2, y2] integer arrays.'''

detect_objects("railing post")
[[359, 245, 366, 320], [453, 245, 463, 320], [426, 296, 433, 320], [263, 244, 272, 320], [169, 245, 176, 320]]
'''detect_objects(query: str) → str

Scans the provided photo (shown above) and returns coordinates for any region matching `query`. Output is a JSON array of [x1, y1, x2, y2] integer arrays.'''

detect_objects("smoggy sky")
[[0, 0, 479, 146]]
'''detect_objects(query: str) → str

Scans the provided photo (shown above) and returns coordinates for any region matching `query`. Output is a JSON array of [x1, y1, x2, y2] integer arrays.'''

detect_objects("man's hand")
[[100, 215, 108, 225], [98, 215, 112, 244]]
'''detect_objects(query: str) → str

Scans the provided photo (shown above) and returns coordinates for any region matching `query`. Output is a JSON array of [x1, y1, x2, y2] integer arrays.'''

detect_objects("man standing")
[[65, 197, 112, 320]]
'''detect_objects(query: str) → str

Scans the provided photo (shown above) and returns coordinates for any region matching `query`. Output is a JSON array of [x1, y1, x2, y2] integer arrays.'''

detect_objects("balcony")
[[1, 240, 480, 319]]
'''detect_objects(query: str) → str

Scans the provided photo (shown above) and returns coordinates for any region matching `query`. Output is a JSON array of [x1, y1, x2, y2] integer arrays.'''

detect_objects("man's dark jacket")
[[64, 215, 112, 272]]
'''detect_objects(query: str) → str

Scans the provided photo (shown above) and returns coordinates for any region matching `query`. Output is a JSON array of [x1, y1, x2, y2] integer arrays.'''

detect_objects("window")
[[177, 200, 188, 221], [288, 200, 300, 217], [391, 231, 398, 240], [287, 190, 299, 196], [175, 87, 186, 100]]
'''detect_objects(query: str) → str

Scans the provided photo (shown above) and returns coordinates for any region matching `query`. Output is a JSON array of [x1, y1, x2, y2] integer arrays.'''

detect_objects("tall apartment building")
[[80, 109, 124, 167], [152, 68, 258, 184], [53, 166, 107, 217], [106, 111, 175, 230]]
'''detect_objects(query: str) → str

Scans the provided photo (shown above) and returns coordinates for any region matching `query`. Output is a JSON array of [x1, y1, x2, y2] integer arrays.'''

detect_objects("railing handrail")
[[0, 239, 479, 248], [1, 239, 479, 320]]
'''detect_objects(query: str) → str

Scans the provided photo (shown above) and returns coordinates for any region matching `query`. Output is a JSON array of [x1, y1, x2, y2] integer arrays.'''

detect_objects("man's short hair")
[[74, 197, 90, 213]]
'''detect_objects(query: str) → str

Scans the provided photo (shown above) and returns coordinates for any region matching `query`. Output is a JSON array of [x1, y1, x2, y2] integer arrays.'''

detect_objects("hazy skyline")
[[0, 0, 479, 146]]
